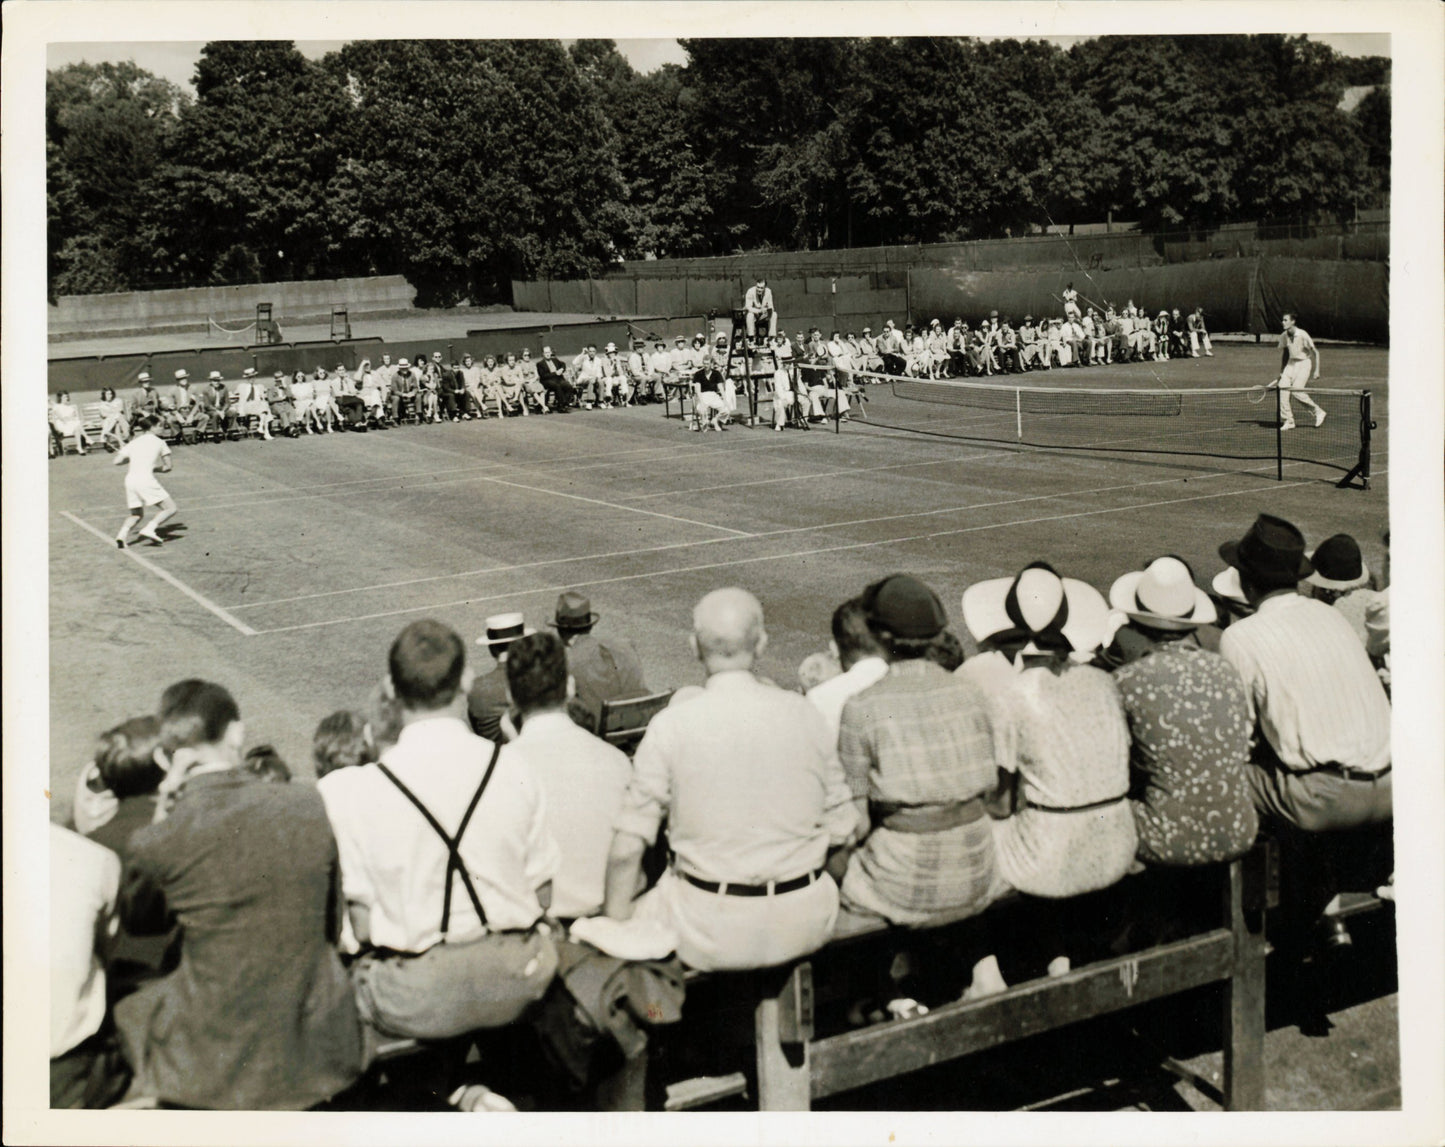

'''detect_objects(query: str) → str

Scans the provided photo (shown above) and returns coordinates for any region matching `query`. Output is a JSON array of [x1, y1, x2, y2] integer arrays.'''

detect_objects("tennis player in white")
[[113, 414, 178, 547], [1276, 312, 1325, 431]]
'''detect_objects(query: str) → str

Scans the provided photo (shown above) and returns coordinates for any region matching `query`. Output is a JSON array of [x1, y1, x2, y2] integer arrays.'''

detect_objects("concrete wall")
[[49, 276, 417, 337]]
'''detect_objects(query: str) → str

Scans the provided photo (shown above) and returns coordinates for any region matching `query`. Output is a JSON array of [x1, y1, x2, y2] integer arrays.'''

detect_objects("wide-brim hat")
[[962, 563, 1110, 655], [1109, 557, 1217, 631], [478, 612, 535, 646], [1305, 534, 1370, 591], [1219, 514, 1312, 588], [549, 591, 601, 631]]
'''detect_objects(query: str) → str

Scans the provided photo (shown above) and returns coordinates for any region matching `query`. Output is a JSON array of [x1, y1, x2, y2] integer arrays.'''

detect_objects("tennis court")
[[47, 341, 1388, 824]]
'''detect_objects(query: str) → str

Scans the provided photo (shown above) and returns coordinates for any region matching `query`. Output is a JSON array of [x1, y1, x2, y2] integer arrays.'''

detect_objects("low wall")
[[48, 276, 417, 337]]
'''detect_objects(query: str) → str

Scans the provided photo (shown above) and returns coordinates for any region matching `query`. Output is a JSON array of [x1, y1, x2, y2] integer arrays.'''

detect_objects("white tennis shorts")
[[125, 475, 168, 510]]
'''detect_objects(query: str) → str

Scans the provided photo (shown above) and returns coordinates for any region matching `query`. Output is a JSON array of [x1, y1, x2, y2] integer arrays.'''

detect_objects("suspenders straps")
[[376, 740, 501, 939]]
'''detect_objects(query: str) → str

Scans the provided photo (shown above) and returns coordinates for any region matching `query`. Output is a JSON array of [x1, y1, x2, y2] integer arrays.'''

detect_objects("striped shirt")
[[1219, 593, 1390, 773]]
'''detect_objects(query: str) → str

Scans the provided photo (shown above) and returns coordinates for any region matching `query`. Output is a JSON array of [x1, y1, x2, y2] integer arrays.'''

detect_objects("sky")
[[46, 33, 1388, 91]]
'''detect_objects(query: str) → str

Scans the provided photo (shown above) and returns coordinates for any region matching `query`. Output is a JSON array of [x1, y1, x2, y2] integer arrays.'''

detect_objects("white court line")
[[250, 477, 1332, 635], [229, 464, 1250, 609], [60, 511, 258, 637], [466, 472, 752, 536]]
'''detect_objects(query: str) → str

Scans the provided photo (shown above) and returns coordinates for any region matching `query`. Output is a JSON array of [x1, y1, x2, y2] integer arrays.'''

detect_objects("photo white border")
[[5, 4, 1441, 1145]]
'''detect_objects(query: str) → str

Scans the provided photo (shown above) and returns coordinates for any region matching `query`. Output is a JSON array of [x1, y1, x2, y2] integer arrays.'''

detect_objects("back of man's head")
[[831, 597, 885, 670], [692, 587, 766, 668], [389, 619, 466, 711], [159, 679, 240, 752], [94, 715, 164, 798], [505, 632, 569, 716]]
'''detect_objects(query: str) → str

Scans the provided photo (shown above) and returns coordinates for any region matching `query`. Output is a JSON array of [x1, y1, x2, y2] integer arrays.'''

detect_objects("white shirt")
[[319, 715, 560, 952], [1219, 593, 1391, 772], [503, 711, 632, 920], [744, 285, 774, 312], [50, 825, 119, 1057], [806, 656, 889, 744], [115, 432, 170, 482]]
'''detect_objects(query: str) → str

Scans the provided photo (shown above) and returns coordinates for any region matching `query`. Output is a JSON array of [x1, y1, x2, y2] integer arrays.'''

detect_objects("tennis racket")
[[1247, 378, 1281, 404]]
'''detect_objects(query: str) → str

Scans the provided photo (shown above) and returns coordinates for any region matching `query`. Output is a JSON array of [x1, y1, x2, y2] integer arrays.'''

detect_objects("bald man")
[[602, 588, 860, 971]]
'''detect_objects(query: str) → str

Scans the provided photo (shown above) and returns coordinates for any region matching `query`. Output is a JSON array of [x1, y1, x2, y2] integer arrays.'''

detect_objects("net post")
[[1015, 387, 1022, 441], [1275, 388, 1283, 481], [833, 369, 841, 434], [1335, 389, 1373, 491]]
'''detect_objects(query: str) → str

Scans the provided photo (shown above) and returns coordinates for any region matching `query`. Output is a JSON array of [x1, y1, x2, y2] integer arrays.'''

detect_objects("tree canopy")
[[47, 35, 1388, 299]]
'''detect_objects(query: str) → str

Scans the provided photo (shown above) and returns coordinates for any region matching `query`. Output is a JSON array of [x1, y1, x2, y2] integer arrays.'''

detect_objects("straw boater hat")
[[962, 562, 1110, 658], [242, 367, 257, 378], [477, 612, 535, 647], [1305, 534, 1370, 592], [605, 342, 617, 353], [138, 372, 152, 383], [1109, 557, 1217, 631], [174, 369, 189, 380], [548, 591, 601, 632], [209, 371, 224, 381]]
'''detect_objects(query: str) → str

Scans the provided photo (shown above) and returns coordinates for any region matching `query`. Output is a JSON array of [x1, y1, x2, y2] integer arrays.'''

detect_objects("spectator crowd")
[[52, 510, 1391, 1112], [48, 297, 1217, 455]]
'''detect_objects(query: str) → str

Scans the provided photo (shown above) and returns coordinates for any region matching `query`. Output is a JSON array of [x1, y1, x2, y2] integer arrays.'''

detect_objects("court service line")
[[60, 511, 259, 637], [250, 478, 1323, 635], [467, 472, 753, 536], [228, 463, 1258, 609]]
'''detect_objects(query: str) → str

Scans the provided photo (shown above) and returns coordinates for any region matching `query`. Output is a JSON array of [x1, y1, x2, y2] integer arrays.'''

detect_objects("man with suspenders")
[[319, 620, 561, 1040]]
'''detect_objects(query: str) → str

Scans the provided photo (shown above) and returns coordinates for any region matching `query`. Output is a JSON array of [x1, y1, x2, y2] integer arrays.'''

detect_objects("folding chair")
[[597, 690, 675, 756]]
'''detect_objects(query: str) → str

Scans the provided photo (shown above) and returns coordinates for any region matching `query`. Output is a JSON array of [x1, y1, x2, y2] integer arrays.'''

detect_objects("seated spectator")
[[114, 679, 364, 1109], [693, 357, 729, 432], [769, 354, 796, 430], [74, 715, 164, 843], [476, 354, 506, 417], [878, 320, 907, 375], [1106, 557, 1258, 866], [743, 278, 776, 341], [318, 621, 560, 1039], [291, 370, 318, 431], [1217, 515, 1392, 954], [806, 597, 889, 744], [924, 627, 966, 672], [51, 824, 130, 1108], [547, 592, 648, 733], [95, 387, 130, 450], [244, 743, 292, 783], [386, 359, 418, 423], [1187, 305, 1214, 357], [797, 649, 842, 692], [602, 588, 859, 971], [127, 372, 162, 426], [835, 576, 1004, 946], [959, 563, 1137, 900], [264, 371, 299, 435], [1216, 515, 1392, 835], [467, 612, 534, 743], [575, 345, 607, 409], [518, 347, 550, 412], [314, 710, 377, 779], [330, 364, 368, 430], [1303, 533, 1381, 648], [235, 368, 276, 439], [503, 632, 633, 921]]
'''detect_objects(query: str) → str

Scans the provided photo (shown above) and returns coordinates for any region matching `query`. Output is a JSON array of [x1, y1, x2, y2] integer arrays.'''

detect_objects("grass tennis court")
[[47, 342, 1388, 826]]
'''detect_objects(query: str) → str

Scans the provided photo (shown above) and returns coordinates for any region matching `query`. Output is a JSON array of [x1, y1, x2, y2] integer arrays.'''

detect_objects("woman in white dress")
[[49, 391, 89, 455], [95, 387, 130, 450]]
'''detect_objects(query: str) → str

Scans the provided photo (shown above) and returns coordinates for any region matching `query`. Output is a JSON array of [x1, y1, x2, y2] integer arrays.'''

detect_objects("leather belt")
[[678, 868, 823, 897], [871, 797, 985, 834], [1021, 792, 1128, 814], [1309, 762, 1391, 783]]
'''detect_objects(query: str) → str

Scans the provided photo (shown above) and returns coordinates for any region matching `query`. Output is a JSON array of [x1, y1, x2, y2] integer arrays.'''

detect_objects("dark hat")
[[1219, 514, 1313, 588], [1306, 534, 1370, 591], [861, 574, 948, 640], [549, 591, 600, 631]]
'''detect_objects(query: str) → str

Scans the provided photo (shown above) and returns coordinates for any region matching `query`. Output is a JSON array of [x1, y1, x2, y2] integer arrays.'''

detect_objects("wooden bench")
[[665, 843, 1275, 1111], [598, 691, 675, 756]]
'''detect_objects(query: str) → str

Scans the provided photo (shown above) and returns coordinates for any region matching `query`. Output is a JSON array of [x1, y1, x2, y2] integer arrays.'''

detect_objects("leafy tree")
[[327, 40, 628, 306], [1351, 85, 1390, 200]]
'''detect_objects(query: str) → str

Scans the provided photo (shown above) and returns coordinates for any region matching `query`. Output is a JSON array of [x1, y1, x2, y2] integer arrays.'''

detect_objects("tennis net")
[[795, 364, 1372, 485]]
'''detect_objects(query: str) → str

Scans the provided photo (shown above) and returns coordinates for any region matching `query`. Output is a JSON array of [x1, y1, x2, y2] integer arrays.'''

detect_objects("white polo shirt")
[[319, 715, 560, 952]]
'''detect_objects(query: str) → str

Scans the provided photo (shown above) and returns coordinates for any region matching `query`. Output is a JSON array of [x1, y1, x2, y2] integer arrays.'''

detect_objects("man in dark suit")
[[466, 613, 534, 742], [548, 592, 648, 733], [114, 680, 365, 1109]]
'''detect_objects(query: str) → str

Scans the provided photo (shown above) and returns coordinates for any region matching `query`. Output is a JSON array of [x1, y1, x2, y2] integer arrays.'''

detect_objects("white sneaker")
[[1314, 409, 1326, 427], [1280, 420, 1295, 431]]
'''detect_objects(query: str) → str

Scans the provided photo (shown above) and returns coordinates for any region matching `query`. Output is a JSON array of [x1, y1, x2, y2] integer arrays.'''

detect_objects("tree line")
[[48, 36, 1389, 307]]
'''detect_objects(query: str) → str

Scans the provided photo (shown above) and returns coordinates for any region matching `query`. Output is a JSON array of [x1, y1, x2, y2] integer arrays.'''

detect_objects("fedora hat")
[[208, 370, 224, 381], [549, 591, 601, 631], [1219, 514, 1312, 588], [963, 562, 1110, 656], [862, 574, 947, 640], [477, 612, 534, 647], [1109, 556, 1217, 631], [1305, 534, 1370, 591], [137, 371, 152, 383]]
